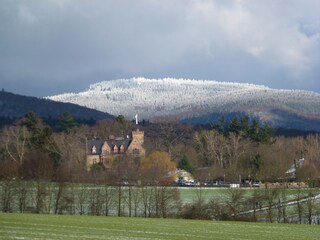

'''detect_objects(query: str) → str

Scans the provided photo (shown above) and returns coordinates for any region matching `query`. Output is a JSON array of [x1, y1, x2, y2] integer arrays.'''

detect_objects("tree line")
[[1, 179, 319, 224], [1, 112, 320, 223], [1, 112, 320, 184]]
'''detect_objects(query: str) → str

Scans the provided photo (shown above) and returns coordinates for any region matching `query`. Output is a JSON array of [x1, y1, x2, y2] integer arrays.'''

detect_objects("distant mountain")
[[47, 77, 320, 131], [0, 90, 113, 122]]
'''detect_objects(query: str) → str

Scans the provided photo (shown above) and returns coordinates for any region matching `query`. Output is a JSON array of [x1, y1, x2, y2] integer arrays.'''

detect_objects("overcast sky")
[[0, 0, 319, 97]]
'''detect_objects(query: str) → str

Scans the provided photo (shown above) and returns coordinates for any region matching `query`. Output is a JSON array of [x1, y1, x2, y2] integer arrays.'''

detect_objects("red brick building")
[[86, 129, 145, 170]]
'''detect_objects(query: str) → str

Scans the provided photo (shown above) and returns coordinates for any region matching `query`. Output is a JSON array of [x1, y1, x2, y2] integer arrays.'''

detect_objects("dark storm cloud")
[[0, 0, 319, 96]]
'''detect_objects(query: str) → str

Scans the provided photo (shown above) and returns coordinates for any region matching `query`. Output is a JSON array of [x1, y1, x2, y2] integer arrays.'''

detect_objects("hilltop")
[[0, 90, 113, 125], [47, 77, 320, 131]]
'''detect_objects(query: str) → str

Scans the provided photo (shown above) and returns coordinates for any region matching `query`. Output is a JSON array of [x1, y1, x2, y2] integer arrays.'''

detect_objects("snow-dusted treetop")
[[47, 77, 320, 123]]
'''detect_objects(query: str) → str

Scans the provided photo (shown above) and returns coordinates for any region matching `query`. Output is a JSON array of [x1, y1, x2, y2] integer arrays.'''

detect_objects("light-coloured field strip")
[[0, 213, 319, 240]]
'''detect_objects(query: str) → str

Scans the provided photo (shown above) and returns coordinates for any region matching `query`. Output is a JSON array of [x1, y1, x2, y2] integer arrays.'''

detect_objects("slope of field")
[[47, 77, 320, 130], [0, 213, 319, 240]]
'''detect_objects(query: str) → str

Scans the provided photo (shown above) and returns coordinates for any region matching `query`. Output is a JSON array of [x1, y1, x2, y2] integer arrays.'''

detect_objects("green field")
[[178, 186, 317, 203], [1, 213, 319, 240]]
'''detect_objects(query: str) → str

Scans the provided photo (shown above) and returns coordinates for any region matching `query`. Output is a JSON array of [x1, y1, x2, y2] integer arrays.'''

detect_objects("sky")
[[0, 0, 319, 97]]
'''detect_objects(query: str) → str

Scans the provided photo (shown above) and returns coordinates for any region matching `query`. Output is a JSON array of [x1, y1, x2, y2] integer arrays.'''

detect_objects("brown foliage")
[[21, 151, 54, 180], [296, 163, 318, 182], [0, 160, 19, 179], [140, 151, 176, 184]]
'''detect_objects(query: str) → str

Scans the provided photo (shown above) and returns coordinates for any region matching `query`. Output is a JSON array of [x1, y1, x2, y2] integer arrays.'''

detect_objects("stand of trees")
[[180, 187, 320, 224], [1, 112, 320, 223], [1, 178, 319, 224], [192, 116, 320, 183], [1, 112, 320, 183]]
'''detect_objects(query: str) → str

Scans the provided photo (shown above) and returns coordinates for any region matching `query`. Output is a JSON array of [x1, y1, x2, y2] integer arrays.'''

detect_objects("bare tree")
[[52, 129, 87, 179], [21, 152, 54, 213], [226, 132, 246, 167], [34, 181, 47, 213], [281, 189, 288, 223], [208, 196, 228, 221], [247, 188, 264, 222], [0, 160, 18, 212], [0, 180, 15, 213], [264, 188, 280, 223], [304, 134, 320, 175], [53, 182, 67, 214], [103, 184, 115, 216], [194, 130, 233, 168], [140, 186, 155, 217], [88, 185, 103, 216], [2, 126, 29, 165], [75, 184, 88, 215], [132, 187, 141, 217], [295, 187, 304, 224], [15, 179, 29, 213], [306, 189, 317, 224], [158, 187, 181, 218], [226, 188, 244, 220]]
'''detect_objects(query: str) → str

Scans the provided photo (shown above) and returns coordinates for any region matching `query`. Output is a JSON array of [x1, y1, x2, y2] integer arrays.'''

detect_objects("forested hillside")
[[0, 90, 113, 127], [47, 77, 320, 131]]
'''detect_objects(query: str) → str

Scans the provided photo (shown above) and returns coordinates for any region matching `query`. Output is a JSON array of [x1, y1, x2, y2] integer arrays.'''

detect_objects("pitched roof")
[[86, 138, 131, 154]]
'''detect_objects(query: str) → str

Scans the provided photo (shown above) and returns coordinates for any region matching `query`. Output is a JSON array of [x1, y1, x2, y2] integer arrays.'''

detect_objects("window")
[[102, 149, 108, 155], [133, 148, 140, 154], [91, 146, 97, 154], [113, 145, 118, 153], [120, 145, 125, 153]]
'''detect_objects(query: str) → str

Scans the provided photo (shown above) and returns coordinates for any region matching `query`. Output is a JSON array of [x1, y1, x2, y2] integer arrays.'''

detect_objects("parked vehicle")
[[203, 180, 225, 186], [175, 179, 200, 186]]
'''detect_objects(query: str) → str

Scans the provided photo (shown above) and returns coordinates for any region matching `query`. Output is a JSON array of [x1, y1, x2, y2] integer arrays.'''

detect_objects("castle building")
[[86, 129, 145, 170]]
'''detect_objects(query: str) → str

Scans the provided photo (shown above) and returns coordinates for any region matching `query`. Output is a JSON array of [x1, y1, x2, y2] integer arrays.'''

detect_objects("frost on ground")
[[1, 213, 320, 240]]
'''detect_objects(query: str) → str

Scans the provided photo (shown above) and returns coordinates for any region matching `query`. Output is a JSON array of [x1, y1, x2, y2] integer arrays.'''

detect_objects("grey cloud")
[[0, 0, 319, 97]]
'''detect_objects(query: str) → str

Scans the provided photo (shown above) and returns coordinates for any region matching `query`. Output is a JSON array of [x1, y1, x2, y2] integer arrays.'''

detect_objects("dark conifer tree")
[[178, 155, 194, 173], [58, 112, 78, 133]]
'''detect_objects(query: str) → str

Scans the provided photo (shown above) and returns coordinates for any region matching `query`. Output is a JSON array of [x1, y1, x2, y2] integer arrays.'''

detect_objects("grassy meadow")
[[1, 213, 320, 240], [178, 186, 317, 203]]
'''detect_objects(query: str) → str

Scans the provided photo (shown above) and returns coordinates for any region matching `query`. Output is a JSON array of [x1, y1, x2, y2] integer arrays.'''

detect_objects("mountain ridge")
[[0, 90, 113, 122], [46, 77, 320, 131]]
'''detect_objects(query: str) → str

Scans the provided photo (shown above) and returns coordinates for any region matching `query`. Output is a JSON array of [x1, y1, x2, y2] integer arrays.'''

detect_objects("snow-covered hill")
[[47, 77, 320, 130]]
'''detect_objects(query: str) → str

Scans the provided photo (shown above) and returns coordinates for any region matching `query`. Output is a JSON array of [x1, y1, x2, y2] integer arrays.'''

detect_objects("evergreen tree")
[[58, 112, 78, 133], [249, 118, 260, 142], [21, 112, 41, 149], [240, 115, 250, 136], [228, 117, 240, 135], [20, 112, 61, 167], [178, 155, 194, 173], [250, 154, 263, 180], [115, 115, 125, 124], [211, 116, 226, 135]]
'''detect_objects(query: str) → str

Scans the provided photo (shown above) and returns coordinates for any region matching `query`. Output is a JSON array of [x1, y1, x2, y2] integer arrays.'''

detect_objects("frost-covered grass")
[[1, 213, 319, 240], [178, 187, 316, 203], [179, 187, 230, 203]]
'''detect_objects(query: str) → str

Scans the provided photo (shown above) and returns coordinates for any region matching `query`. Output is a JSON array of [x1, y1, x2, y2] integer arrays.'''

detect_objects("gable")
[[86, 139, 104, 155], [101, 142, 111, 154], [86, 138, 132, 155], [127, 138, 145, 155]]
